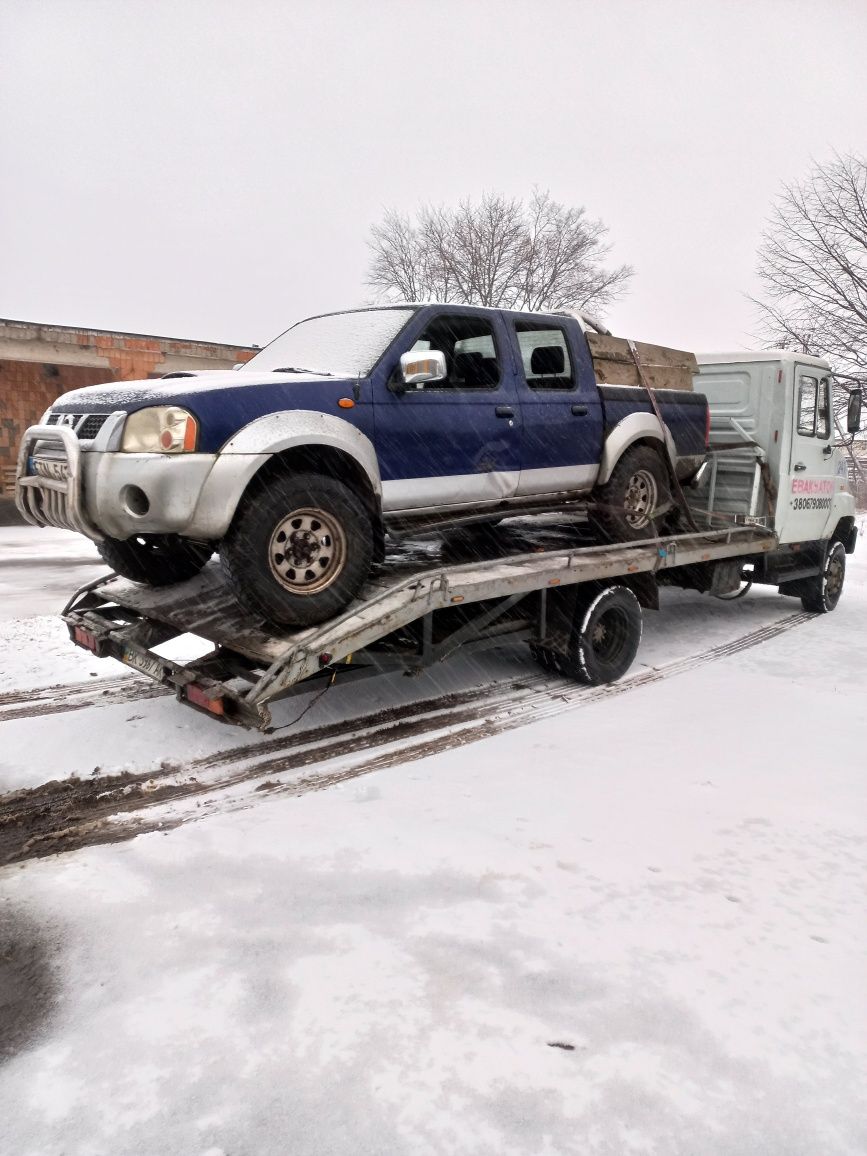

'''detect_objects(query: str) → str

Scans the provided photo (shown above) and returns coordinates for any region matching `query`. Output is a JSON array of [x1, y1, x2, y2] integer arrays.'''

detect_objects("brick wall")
[[0, 361, 104, 479], [0, 319, 255, 494]]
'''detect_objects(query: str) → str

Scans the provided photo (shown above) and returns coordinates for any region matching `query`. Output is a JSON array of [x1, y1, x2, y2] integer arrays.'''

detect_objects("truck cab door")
[[786, 368, 836, 540], [372, 309, 522, 512]]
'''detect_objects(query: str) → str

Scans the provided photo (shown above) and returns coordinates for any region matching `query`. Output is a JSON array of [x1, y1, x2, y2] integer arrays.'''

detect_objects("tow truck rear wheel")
[[96, 535, 213, 586], [800, 541, 846, 614], [589, 446, 671, 543], [220, 472, 373, 627], [533, 584, 642, 685]]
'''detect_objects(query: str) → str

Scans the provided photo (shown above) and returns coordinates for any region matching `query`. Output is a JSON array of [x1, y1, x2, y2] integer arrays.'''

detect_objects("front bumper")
[[16, 422, 220, 541], [16, 425, 104, 538]]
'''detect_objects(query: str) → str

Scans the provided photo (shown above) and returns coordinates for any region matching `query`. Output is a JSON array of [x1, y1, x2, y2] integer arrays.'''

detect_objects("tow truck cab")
[[693, 351, 858, 552]]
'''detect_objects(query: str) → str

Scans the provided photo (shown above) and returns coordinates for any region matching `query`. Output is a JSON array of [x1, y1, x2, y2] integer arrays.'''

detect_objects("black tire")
[[220, 472, 373, 627], [557, 585, 642, 685], [96, 535, 213, 586], [589, 446, 671, 543], [800, 541, 846, 614]]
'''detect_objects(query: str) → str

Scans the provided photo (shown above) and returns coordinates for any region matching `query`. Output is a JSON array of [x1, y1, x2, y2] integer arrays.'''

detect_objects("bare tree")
[[367, 189, 632, 315], [752, 153, 867, 377]]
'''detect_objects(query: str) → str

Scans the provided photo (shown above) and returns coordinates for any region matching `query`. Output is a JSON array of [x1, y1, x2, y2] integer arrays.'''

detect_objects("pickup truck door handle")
[[571, 404, 589, 416], [794, 462, 807, 471], [495, 406, 514, 418]]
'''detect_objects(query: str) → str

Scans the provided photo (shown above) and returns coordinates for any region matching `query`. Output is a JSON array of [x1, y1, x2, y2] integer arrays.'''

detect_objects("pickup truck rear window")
[[514, 322, 574, 390]]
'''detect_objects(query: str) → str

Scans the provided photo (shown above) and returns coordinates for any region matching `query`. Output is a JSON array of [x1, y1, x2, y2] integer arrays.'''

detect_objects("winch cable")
[[626, 339, 701, 535]]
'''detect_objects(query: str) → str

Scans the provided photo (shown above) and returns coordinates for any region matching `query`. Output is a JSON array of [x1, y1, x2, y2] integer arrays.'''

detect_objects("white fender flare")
[[597, 413, 675, 486], [188, 411, 382, 539]]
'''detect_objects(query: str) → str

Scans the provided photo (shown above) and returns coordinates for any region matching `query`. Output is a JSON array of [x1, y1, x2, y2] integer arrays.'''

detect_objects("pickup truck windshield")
[[243, 308, 416, 377]]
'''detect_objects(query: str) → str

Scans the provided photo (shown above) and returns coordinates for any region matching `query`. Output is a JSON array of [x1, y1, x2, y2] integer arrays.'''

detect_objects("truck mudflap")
[[62, 524, 777, 731]]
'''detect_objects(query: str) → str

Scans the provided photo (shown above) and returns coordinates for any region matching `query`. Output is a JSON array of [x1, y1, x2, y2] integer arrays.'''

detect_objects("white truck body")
[[694, 352, 855, 543]]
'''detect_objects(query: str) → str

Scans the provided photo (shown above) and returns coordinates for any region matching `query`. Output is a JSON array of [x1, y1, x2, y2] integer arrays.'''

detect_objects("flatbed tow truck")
[[50, 352, 862, 728]]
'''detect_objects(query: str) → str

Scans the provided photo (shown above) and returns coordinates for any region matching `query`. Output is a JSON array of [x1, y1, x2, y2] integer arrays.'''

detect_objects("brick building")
[[0, 318, 255, 500]]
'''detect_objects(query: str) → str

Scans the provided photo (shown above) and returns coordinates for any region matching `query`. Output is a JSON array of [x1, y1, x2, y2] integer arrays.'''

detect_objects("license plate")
[[122, 646, 165, 682], [32, 457, 69, 481]]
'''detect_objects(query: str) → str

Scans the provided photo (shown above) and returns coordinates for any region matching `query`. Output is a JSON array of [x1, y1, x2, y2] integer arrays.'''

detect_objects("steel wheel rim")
[[590, 607, 630, 664], [824, 549, 844, 605], [624, 469, 658, 529], [268, 507, 347, 595]]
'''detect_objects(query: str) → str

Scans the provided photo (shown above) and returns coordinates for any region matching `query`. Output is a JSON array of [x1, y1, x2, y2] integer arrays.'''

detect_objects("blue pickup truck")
[[17, 304, 709, 625]]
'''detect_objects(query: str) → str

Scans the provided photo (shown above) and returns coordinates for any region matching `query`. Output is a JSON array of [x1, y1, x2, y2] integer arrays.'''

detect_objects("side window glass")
[[514, 323, 574, 390], [407, 315, 500, 389], [816, 377, 831, 439], [797, 375, 818, 436]]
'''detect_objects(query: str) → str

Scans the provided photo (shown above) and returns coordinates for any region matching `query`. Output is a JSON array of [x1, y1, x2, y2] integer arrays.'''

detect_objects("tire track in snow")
[[0, 610, 814, 865], [0, 673, 170, 722]]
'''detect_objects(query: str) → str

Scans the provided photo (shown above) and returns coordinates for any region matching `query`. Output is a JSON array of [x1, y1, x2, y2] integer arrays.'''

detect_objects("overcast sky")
[[2, 0, 865, 353]]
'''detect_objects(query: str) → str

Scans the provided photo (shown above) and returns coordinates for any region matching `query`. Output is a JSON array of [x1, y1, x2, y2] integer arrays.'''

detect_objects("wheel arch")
[[597, 415, 675, 485], [247, 444, 385, 560], [830, 514, 857, 554], [188, 411, 383, 544]]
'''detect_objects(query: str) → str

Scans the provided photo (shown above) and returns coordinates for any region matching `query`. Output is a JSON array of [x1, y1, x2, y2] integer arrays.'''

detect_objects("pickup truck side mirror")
[[847, 389, 863, 434], [393, 350, 447, 392]]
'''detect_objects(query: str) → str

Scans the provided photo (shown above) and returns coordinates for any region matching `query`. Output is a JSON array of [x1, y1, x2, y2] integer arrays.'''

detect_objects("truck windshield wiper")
[[272, 366, 335, 377]]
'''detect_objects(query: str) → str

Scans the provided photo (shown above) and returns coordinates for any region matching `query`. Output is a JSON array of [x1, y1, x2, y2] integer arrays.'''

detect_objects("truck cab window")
[[514, 323, 574, 390], [797, 375, 818, 436], [408, 315, 500, 389], [816, 377, 831, 439]]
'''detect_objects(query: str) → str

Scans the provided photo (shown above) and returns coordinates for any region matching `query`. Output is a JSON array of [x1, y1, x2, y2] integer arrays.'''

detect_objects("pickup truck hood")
[[48, 370, 367, 455], [49, 370, 340, 412]]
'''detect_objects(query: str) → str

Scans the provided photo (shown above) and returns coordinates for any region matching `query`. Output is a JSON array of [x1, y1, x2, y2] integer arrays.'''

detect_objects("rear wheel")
[[220, 472, 373, 627], [590, 446, 671, 542], [532, 584, 642, 685], [800, 541, 846, 613], [96, 535, 212, 585]]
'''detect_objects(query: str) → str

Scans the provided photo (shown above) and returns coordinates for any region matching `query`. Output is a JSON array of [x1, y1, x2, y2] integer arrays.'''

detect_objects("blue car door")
[[505, 315, 604, 497], [372, 308, 522, 512]]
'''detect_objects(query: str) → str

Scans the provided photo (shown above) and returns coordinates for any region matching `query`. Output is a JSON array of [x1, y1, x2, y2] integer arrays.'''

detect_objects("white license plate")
[[33, 457, 69, 481], [122, 646, 165, 681]]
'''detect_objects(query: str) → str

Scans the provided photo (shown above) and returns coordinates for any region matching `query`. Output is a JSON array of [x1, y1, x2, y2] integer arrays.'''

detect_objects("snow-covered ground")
[[0, 526, 105, 624], [1, 523, 866, 1155]]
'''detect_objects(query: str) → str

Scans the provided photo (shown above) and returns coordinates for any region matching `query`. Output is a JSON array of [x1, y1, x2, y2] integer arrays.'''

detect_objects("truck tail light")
[[185, 683, 225, 715], [74, 626, 98, 652]]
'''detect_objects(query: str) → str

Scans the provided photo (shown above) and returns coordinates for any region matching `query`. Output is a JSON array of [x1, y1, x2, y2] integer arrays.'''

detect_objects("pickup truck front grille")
[[45, 412, 110, 441]]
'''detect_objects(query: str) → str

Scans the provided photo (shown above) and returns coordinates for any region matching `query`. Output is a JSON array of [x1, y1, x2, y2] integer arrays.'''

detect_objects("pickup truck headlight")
[[121, 406, 198, 453]]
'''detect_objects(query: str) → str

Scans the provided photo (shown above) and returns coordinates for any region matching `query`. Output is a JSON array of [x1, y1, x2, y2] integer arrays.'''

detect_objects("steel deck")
[[62, 519, 777, 728]]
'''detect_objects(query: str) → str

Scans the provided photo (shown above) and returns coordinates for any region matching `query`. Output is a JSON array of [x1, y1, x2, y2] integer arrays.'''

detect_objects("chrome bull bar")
[[15, 424, 104, 540]]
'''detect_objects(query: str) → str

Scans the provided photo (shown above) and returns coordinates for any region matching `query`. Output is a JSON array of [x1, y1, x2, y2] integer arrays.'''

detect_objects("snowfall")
[[0, 521, 865, 1156]]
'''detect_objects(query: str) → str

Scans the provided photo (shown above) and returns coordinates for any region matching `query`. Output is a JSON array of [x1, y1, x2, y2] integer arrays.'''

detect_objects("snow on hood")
[[51, 370, 341, 411]]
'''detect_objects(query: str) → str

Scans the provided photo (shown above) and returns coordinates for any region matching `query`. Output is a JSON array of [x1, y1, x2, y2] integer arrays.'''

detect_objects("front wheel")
[[96, 535, 213, 586], [220, 472, 374, 627], [801, 541, 846, 613]]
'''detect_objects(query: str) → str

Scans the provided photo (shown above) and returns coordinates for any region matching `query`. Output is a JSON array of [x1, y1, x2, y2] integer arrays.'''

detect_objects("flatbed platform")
[[64, 519, 777, 728]]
